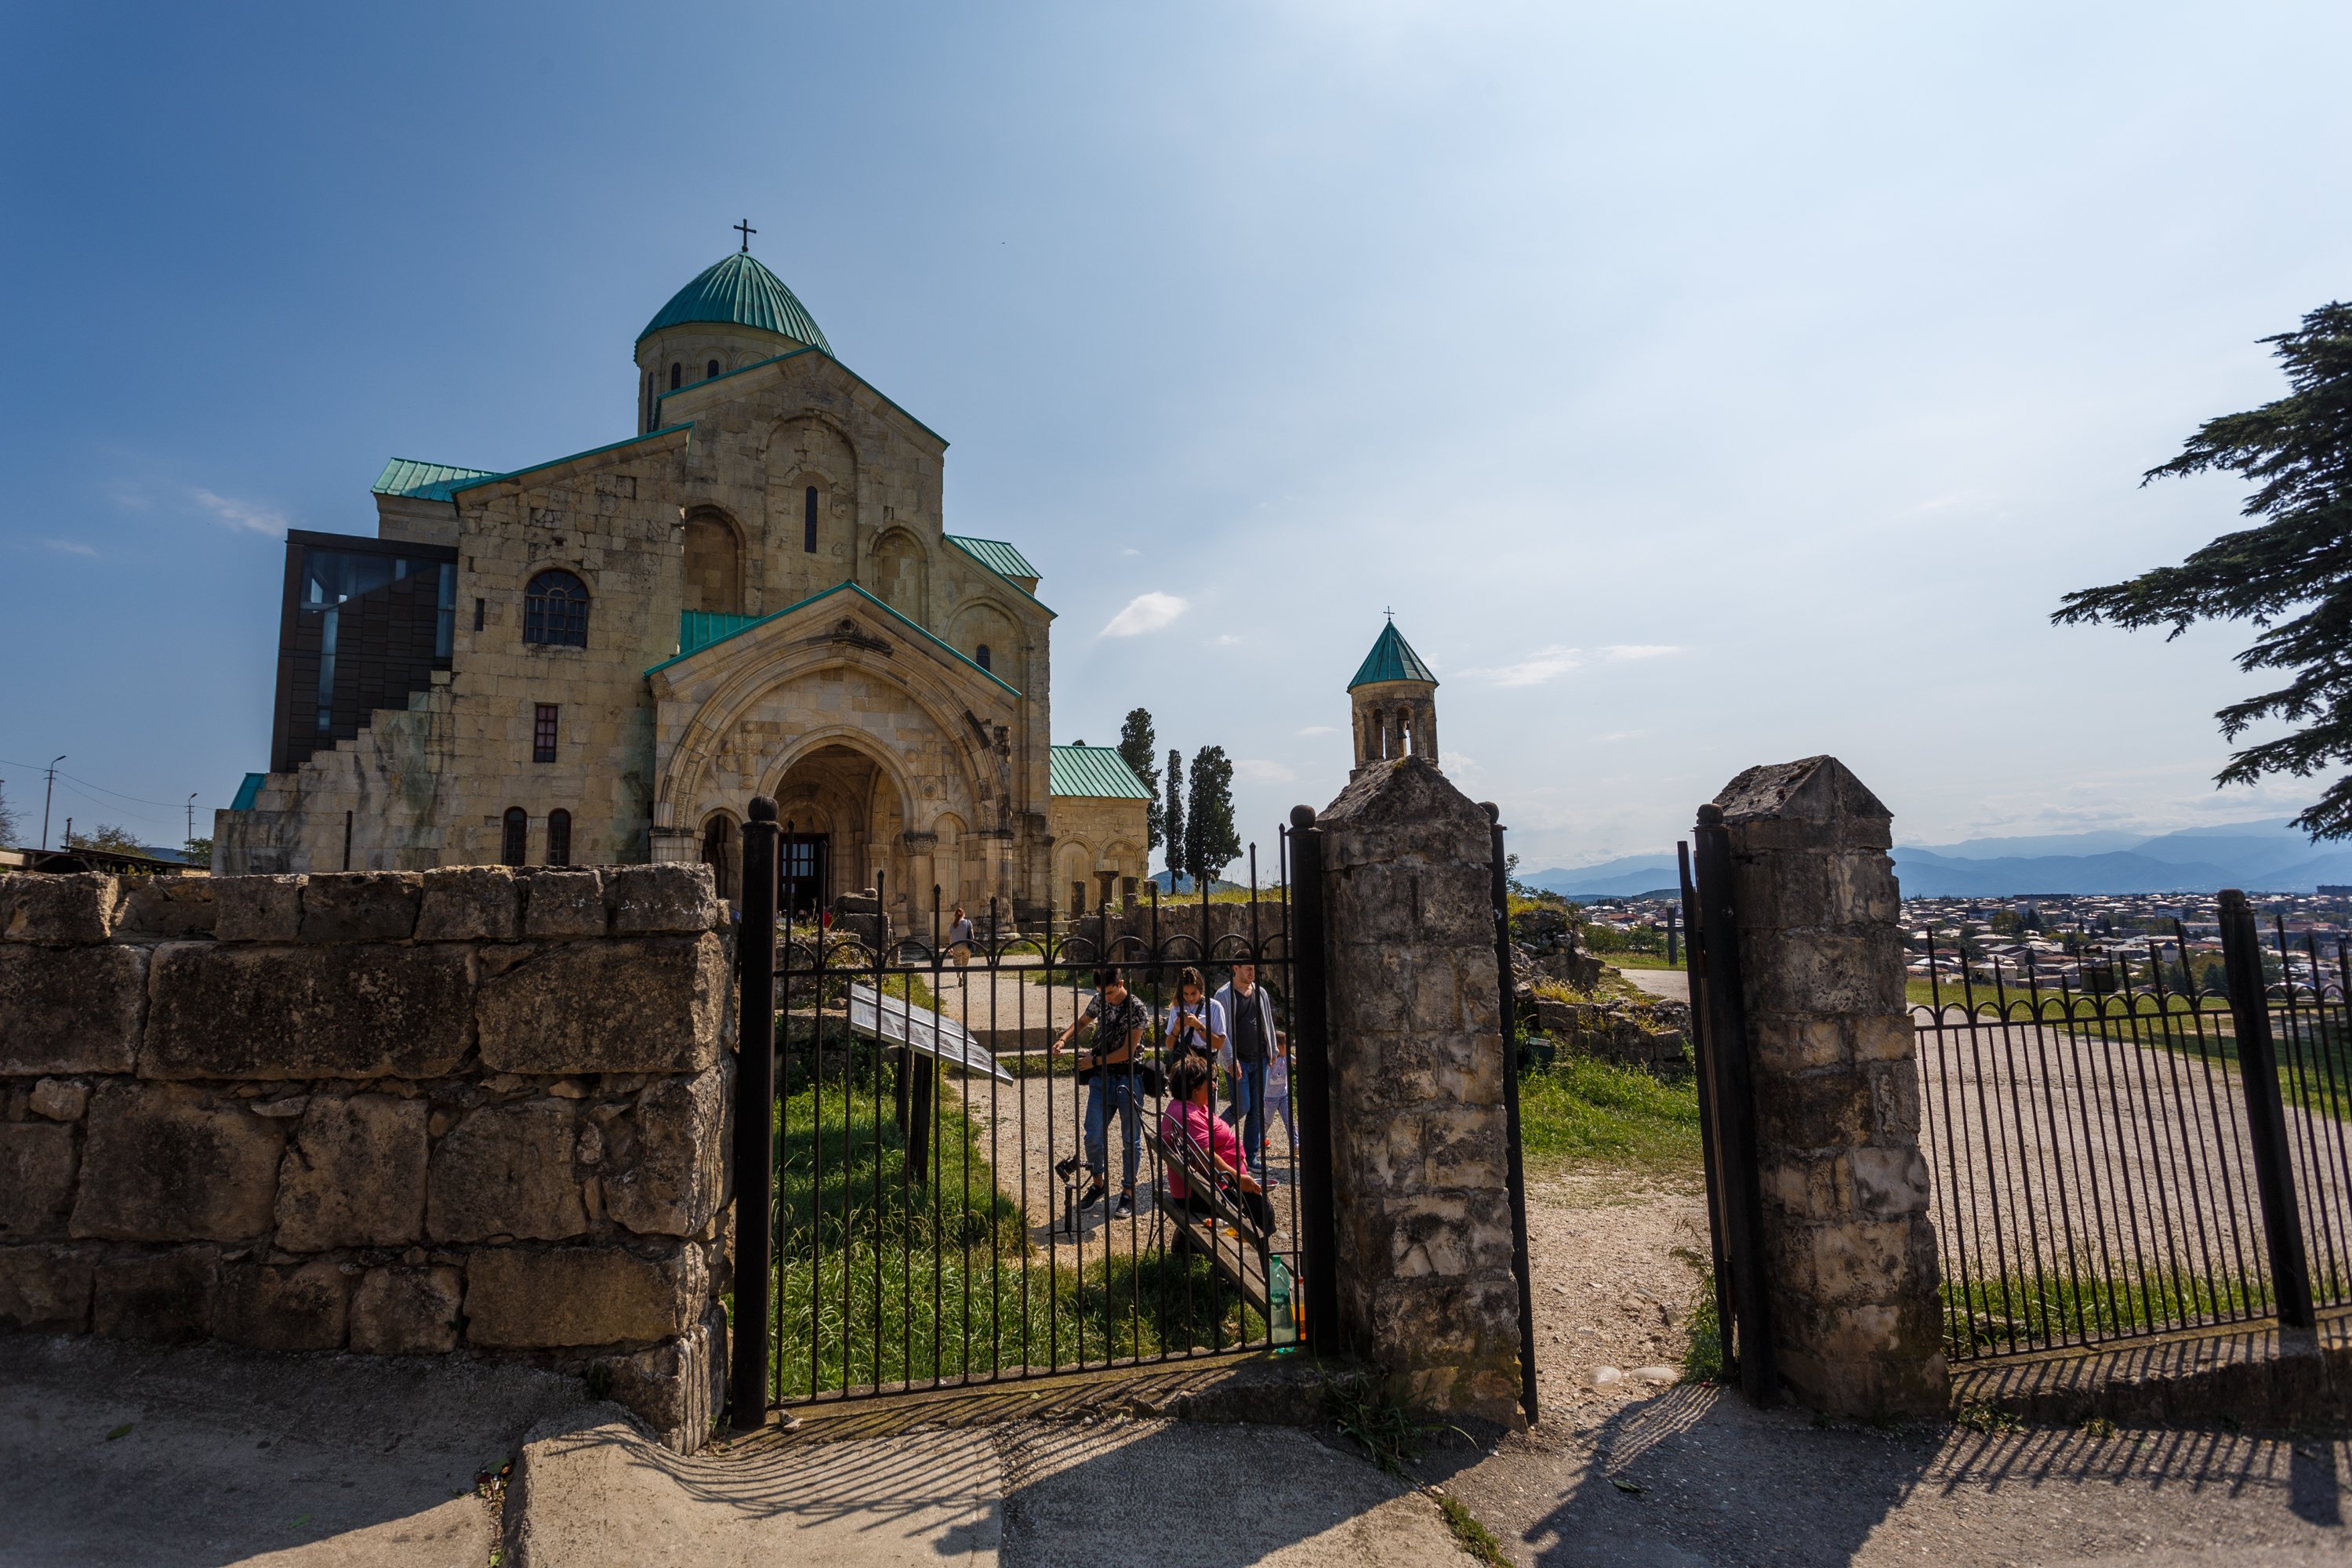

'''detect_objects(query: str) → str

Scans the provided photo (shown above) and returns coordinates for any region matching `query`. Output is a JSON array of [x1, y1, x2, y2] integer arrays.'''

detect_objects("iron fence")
[[1914, 896, 2352, 1362], [734, 812, 1330, 1412]]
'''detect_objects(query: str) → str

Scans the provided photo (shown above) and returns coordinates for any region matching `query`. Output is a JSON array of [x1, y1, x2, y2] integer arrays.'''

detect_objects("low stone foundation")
[[0, 866, 734, 1451]]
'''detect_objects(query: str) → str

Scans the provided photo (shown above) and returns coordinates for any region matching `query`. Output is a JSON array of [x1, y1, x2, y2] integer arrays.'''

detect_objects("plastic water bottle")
[[1269, 1257, 1296, 1347]]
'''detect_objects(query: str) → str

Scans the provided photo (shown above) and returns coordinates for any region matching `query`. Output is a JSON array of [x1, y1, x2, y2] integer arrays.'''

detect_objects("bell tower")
[[1348, 617, 1439, 775]]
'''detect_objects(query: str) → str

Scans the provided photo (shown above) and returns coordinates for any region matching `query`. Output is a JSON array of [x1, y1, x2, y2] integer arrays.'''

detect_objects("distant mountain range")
[[1526, 817, 2352, 899]]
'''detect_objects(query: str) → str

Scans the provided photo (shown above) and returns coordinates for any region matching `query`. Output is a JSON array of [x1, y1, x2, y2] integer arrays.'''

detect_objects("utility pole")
[[187, 793, 198, 849], [41, 756, 64, 851]]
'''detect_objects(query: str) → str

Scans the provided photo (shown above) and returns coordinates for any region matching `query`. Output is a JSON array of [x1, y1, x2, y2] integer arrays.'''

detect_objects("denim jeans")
[[1230, 1058, 1270, 1178], [1083, 1069, 1142, 1190]]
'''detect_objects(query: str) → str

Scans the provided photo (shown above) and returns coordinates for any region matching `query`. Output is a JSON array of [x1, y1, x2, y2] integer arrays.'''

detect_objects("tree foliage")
[[1163, 749, 1185, 884], [2055, 302, 2352, 838], [0, 782, 20, 849], [66, 822, 143, 853], [1117, 707, 1163, 852], [1183, 745, 1240, 887], [183, 837, 213, 869]]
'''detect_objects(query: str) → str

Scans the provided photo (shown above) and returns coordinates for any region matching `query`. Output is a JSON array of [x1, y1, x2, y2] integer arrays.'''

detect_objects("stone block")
[[0, 942, 145, 1075], [27, 1077, 88, 1120], [1750, 1017, 1848, 1074], [477, 935, 725, 1075], [0, 873, 123, 943], [463, 1243, 707, 1348], [1871, 1061, 1922, 1141], [600, 1304, 728, 1452], [1760, 1153, 1848, 1222], [1751, 1066, 1870, 1150], [604, 1068, 727, 1237], [215, 1259, 349, 1352], [119, 876, 218, 939], [427, 1099, 587, 1243], [299, 871, 423, 942], [93, 1246, 218, 1342], [144, 942, 473, 1080], [522, 869, 607, 938], [349, 1265, 463, 1354], [71, 1083, 285, 1243], [0, 1121, 78, 1237], [275, 1094, 430, 1250], [607, 864, 720, 936], [1851, 1145, 1931, 1218], [212, 875, 307, 942], [0, 1243, 93, 1329], [1744, 929, 1907, 1017], [1804, 1219, 1915, 1303], [416, 866, 523, 941]]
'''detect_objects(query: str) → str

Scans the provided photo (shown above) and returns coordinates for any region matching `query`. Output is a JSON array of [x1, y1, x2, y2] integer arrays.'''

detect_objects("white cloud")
[[1213, 633, 1245, 647], [1297, 725, 1337, 736], [1234, 759, 1297, 784], [1600, 644, 1682, 662], [194, 488, 288, 536], [45, 539, 96, 557], [1101, 591, 1187, 637], [1121, 547, 1142, 556], [1465, 644, 1582, 687], [103, 481, 150, 512]]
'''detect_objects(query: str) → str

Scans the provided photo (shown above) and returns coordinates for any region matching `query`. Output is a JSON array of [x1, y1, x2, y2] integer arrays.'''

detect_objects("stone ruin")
[[1507, 903, 1689, 1076]]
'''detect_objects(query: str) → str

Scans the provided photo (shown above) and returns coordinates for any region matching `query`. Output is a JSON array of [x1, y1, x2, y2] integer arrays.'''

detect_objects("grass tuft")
[[1325, 1371, 1428, 1478], [1437, 1493, 1510, 1566]]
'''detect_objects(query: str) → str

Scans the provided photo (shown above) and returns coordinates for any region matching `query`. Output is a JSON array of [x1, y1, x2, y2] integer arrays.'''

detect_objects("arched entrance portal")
[[769, 742, 909, 923]]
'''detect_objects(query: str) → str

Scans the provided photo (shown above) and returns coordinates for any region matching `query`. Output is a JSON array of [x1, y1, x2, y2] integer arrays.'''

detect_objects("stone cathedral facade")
[[215, 246, 1149, 927]]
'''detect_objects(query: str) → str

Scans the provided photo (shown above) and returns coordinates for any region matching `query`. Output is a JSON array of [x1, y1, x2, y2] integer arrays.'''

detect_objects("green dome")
[[1348, 621, 1437, 690], [637, 252, 832, 354]]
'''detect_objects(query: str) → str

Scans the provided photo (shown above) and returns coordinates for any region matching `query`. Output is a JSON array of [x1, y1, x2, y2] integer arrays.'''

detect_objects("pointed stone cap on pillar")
[[1713, 755, 1891, 851]]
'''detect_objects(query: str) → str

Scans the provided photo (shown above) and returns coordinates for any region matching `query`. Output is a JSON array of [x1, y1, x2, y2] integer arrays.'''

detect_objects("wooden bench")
[[1152, 1125, 1272, 1316]]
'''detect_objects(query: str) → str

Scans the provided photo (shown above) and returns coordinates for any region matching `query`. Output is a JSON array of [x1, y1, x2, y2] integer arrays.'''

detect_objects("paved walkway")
[[1614, 966, 1689, 1004]]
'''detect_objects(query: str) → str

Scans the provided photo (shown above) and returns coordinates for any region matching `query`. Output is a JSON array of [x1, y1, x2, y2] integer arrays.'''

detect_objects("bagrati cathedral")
[[214, 238, 1156, 928]]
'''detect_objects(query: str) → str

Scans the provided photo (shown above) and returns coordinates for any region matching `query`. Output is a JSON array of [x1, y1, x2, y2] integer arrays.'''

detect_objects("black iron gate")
[[730, 799, 1338, 1417], [1678, 808, 1777, 1404]]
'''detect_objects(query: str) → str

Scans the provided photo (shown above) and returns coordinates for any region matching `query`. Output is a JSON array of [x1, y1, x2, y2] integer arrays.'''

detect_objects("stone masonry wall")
[[1715, 757, 1947, 1417], [1319, 757, 1521, 1422], [0, 865, 735, 1452]]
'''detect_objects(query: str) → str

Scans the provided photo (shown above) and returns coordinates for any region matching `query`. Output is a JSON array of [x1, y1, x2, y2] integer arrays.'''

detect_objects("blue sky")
[[5, 2, 2351, 867]]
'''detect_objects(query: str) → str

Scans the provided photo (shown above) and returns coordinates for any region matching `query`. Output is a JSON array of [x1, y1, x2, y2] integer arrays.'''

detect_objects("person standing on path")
[[946, 903, 974, 982], [1162, 965, 1225, 1067], [1213, 963, 1280, 1180], [1051, 965, 1151, 1218]]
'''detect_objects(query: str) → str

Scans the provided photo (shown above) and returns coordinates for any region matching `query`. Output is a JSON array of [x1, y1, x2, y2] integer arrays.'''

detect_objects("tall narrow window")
[[706, 359, 720, 379], [803, 485, 818, 554], [533, 704, 559, 763], [670, 362, 681, 390], [474, 597, 485, 632], [523, 570, 590, 648], [435, 564, 456, 659], [546, 808, 572, 866], [501, 808, 528, 866], [976, 644, 992, 672]]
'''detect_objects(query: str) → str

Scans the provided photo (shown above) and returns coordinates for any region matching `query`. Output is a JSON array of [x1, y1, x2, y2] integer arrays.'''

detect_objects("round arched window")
[[524, 570, 590, 648], [501, 808, 528, 866], [706, 359, 720, 379], [976, 643, 992, 672]]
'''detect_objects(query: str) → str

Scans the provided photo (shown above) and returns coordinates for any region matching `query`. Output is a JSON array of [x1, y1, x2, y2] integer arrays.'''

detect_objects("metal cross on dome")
[[734, 219, 757, 252]]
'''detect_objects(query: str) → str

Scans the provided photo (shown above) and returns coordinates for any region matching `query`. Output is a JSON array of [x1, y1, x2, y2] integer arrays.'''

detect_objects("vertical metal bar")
[[2219, 889, 2317, 1328], [1287, 805, 1340, 1355], [1692, 804, 1776, 1403], [1486, 806, 1539, 1427], [731, 796, 779, 1430]]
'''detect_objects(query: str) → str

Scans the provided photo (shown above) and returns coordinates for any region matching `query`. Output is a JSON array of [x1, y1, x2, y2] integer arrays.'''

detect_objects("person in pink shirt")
[[1159, 1054, 1271, 1233]]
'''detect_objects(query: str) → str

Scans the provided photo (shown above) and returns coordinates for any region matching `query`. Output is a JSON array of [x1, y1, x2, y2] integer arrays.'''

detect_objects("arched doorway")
[[769, 741, 909, 922]]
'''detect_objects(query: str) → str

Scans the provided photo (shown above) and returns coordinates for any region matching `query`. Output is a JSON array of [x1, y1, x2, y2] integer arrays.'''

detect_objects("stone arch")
[[761, 414, 859, 597], [681, 506, 744, 615], [871, 527, 928, 624], [947, 597, 1019, 677]]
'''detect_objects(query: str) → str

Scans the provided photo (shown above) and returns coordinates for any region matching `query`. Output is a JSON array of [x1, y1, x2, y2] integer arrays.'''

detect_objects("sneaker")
[[1113, 1193, 1134, 1219], [1078, 1181, 1107, 1209]]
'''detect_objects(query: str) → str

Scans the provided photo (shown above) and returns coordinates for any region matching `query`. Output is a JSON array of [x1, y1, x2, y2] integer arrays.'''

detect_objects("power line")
[[0, 757, 213, 813]]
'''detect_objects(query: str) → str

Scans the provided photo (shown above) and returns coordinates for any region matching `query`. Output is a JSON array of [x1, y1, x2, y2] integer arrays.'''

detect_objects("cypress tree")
[[1184, 745, 1240, 888], [1163, 748, 1185, 887], [1118, 707, 1163, 854]]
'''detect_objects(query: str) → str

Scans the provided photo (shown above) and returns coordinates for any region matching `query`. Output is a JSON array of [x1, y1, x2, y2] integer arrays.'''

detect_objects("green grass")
[[1939, 1269, 2278, 1355], [1610, 953, 1687, 971], [1437, 1494, 1510, 1566], [1678, 1254, 1723, 1382], [1515, 1054, 1703, 1183], [769, 1061, 1264, 1398]]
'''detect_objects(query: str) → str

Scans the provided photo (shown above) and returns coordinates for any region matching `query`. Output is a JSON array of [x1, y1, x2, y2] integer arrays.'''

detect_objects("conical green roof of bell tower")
[[638, 252, 832, 354], [1348, 621, 1437, 689]]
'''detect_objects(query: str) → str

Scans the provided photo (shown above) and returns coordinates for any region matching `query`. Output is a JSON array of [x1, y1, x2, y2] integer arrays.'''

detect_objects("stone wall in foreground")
[[0, 866, 735, 1452]]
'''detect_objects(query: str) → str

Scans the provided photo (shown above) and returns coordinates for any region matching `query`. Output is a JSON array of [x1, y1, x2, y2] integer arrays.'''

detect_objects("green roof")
[[648, 581, 1019, 696], [945, 535, 1040, 581], [639, 252, 832, 354], [1050, 744, 1153, 800], [1348, 621, 1438, 690], [230, 771, 267, 811], [372, 458, 499, 503]]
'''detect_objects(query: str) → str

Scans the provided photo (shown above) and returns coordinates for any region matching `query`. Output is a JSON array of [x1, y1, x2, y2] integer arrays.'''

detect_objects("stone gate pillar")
[[1715, 756, 1947, 1416], [1317, 756, 1521, 1422]]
